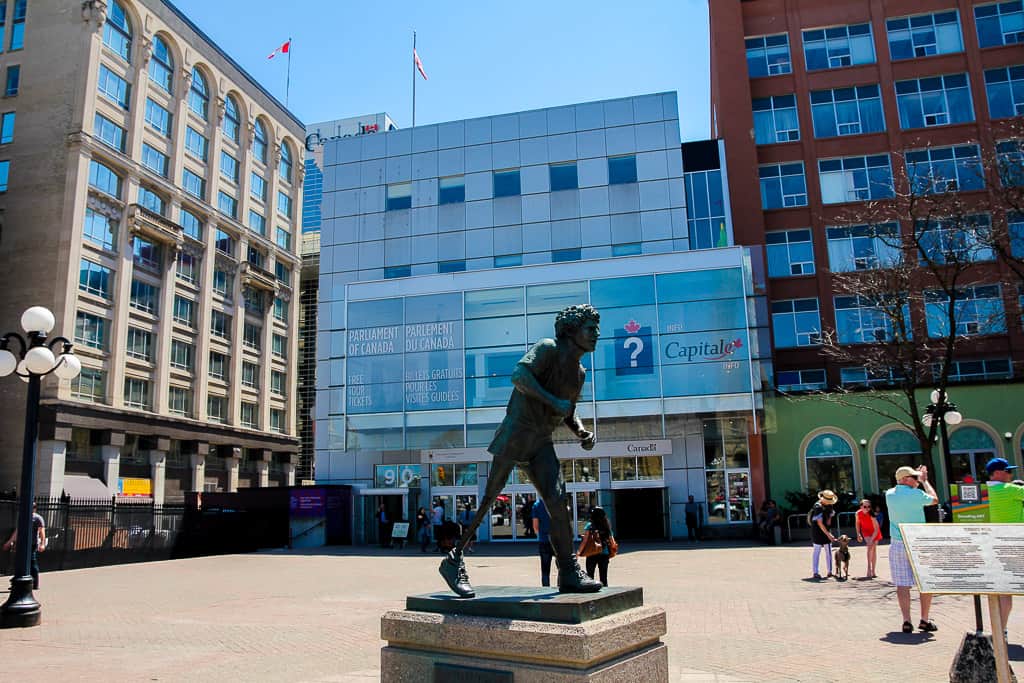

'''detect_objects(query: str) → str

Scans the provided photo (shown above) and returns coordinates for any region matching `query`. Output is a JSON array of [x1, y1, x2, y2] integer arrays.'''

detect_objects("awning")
[[62, 474, 112, 500]]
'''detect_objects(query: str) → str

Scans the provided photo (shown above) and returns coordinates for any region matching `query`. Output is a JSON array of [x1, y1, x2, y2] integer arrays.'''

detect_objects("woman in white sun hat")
[[809, 489, 838, 579]]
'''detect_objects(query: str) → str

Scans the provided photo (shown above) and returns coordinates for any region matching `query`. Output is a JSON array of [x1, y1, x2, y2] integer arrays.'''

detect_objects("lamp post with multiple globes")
[[921, 388, 963, 497], [0, 306, 80, 628]]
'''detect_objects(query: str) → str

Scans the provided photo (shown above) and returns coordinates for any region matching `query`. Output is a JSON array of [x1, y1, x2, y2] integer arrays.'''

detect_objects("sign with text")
[[950, 482, 990, 523], [290, 488, 326, 518], [117, 478, 152, 497], [900, 523, 1024, 595], [374, 464, 422, 488]]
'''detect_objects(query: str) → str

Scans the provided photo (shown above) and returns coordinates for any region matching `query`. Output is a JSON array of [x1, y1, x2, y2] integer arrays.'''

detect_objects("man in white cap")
[[885, 465, 938, 633]]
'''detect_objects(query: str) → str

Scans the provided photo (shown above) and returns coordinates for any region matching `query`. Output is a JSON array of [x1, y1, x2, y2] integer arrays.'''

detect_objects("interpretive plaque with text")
[[900, 523, 1024, 595]]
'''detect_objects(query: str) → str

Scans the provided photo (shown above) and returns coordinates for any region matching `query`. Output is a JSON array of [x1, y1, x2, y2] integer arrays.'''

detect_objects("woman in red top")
[[855, 499, 881, 579]]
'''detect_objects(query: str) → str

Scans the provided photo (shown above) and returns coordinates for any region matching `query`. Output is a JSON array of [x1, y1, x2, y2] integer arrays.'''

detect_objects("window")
[[272, 333, 287, 358], [243, 287, 264, 315], [277, 190, 291, 218], [240, 402, 258, 429], [766, 229, 814, 277], [273, 297, 288, 322], [271, 370, 285, 395], [246, 245, 265, 268], [840, 366, 903, 387], [926, 285, 1006, 337], [184, 126, 207, 161], [552, 248, 581, 262], [182, 168, 205, 199], [826, 223, 900, 272], [83, 208, 117, 250], [220, 151, 239, 183], [103, 1, 131, 60], [210, 309, 231, 339], [438, 175, 465, 204], [976, 2, 1024, 48], [176, 251, 196, 283], [140, 144, 168, 177], [4, 65, 18, 96], [906, 145, 984, 194], [250, 172, 267, 202], [917, 214, 994, 264], [168, 386, 192, 416], [608, 155, 638, 183], [274, 261, 290, 283], [243, 322, 261, 350], [279, 143, 292, 183], [93, 114, 124, 151], [494, 254, 522, 268], [275, 227, 291, 251], [0, 3, 6, 54], [78, 259, 112, 298], [810, 85, 885, 138], [685, 168, 727, 248], [0, 111, 11, 145], [214, 228, 234, 256], [75, 311, 106, 349], [887, 11, 963, 60], [435, 258, 466, 273], [771, 298, 821, 347], [775, 369, 826, 392], [223, 95, 240, 143], [818, 154, 894, 204], [986, 65, 1024, 119], [752, 96, 799, 144], [611, 455, 663, 482], [745, 33, 791, 77], [148, 35, 173, 93], [702, 419, 750, 524], [759, 162, 807, 209], [804, 433, 855, 497], [188, 67, 208, 119], [123, 378, 151, 410], [173, 295, 194, 326], [180, 208, 202, 240], [998, 140, 1024, 187], [129, 279, 158, 314], [549, 162, 578, 191], [125, 326, 151, 360], [71, 368, 105, 403], [0, 158, 8, 192], [895, 74, 974, 128], [207, 395, 226, 423], [938, 358, 1012, 382], [132, 237, 161, 269], [803, 23, 875, 70], [169, 339, 193, 371], [144, 99, 172, 136], [386, 182, 411, 210], [213, 269, 233, 297], [1012, 214, 1024, 259], [97, 65, 130, 109], [88, 159, 121, 198], [493, 169, 521, 197], [209, 351, 228, 380], [834, 294, 908, 344], [253, 119, 268, 164], [242, 361, 259, 388], [270, 409, 285, 433], [217, 191, 237, 219], [611, 243, 642, 256], [247, 210, 265, 235]]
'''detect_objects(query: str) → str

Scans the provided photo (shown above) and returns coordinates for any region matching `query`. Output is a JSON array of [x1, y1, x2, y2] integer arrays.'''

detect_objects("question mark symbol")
[[624, 337, 644, 368]]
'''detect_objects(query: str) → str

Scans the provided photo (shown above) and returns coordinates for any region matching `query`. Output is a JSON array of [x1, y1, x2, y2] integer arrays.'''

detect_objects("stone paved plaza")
[[0, 541, 1019, 682]]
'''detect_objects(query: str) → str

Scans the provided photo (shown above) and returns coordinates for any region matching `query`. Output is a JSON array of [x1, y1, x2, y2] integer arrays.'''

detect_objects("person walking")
[[533, 498, 554, 587], [685, 495, 701, 542], [856, 498, 882, 579], [885, 465, 939, 633], [984, 457, 1024, 633], [2, 502, 46, 589], [578, 507, 616, 587], [809, 490, 837, 579], [415, 507, 431, 553], [376, 503, 391, 548], [521, 499, 534, 539], [431, 500, 444, 552]]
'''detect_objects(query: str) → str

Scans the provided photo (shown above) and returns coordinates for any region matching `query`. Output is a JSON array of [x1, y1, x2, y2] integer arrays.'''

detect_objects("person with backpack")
[[577, 506, 617, 587], [809, 490, 838, 579]]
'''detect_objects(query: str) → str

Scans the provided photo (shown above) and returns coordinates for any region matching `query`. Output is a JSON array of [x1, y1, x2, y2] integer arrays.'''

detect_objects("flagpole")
[[412, 31, 417, 127], [285, 36, 292, 107]]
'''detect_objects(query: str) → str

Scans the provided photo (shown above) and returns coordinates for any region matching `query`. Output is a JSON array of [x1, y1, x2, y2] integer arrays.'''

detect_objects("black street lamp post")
[[0, 306, 80, 628]]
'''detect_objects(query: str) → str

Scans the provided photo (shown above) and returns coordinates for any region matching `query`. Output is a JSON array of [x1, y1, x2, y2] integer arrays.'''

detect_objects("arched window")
[[949, 427, 997, 483], [103, 1, 132, 61], [253, 119, 268, 164], [189, 67, 209, 120], [805, 432, 855, 496], [148, 35, 173, 93], [279, 142, 292, 183], [875, 429, 920, 491], [223, 95, 240, 143]]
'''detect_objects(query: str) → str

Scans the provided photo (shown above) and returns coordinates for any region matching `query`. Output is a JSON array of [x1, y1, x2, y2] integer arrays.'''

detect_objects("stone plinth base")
[[381, 586, 668, 682], [950, 632, 1017, 683]]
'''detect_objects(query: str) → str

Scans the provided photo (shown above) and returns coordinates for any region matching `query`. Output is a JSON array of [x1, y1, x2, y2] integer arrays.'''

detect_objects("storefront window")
[[611, 456, 664, 482], [561, 457, 598, 483], [704, 418, 750, 524], [875, 429, 920, 492], [805, 432, 855, 496], [431, 463, 478, 488]]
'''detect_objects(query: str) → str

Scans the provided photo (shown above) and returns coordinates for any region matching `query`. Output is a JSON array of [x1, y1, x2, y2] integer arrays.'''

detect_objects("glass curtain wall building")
[[314, 94, 765, 541]]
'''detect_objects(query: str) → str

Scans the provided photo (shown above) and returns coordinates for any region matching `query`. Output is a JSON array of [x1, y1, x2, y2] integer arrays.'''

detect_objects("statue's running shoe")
[[439, 549, 475, 598], [558, 556, 603, 593]]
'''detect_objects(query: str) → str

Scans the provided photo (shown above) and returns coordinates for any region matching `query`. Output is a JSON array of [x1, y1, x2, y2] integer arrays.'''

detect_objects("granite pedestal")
[[381, 586, 668, 682]]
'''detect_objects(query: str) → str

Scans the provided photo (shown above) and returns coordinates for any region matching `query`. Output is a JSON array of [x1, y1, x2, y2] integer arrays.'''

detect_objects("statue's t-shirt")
[[487, 339, 585, 460]]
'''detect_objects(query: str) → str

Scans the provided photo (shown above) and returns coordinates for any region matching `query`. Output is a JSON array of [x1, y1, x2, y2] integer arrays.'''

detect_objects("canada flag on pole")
[[267, 40, 291, 60], [414, 48, 428, 80]]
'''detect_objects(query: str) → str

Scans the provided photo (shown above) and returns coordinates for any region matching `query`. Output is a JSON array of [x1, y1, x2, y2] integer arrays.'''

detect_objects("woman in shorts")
[[855, 498, 881, 579]]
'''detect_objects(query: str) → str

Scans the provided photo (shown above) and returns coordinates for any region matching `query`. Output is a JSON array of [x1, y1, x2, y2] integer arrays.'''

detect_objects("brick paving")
[[0, 540, 1019, 682]]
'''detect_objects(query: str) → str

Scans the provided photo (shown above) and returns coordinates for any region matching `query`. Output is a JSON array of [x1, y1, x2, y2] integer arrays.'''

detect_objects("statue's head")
[[554, 304, 600, 339]]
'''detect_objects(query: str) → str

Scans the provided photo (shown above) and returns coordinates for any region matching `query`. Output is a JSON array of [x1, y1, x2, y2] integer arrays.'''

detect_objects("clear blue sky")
[[171, 0, 712, 141]]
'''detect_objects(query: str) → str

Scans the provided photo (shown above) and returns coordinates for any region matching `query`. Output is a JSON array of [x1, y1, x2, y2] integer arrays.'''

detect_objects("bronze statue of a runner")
[[439, 304, 603, 597]]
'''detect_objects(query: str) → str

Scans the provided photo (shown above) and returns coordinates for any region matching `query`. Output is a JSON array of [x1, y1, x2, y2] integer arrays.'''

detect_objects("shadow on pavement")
[[880, 631, 936, 644]]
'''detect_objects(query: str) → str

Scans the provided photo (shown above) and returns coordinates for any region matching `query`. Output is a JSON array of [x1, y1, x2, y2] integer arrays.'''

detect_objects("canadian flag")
[[267, 40, 291, 60], [414, 48, 428, 80]]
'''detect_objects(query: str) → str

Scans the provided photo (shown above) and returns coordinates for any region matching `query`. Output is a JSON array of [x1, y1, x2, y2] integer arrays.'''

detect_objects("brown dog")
[[833, 535, 851, 580]]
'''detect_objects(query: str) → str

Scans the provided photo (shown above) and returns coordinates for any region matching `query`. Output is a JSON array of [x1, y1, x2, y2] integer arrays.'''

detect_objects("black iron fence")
[[0, 497, 185, 574]]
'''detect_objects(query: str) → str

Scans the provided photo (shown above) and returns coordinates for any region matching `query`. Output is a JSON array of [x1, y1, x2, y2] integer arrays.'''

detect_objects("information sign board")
[[900, 523, 1024, 595]]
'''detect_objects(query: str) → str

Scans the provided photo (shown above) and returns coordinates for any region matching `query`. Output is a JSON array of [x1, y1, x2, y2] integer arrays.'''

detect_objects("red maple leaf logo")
[[733, 338, 743, 348], [624, 320, 641, 334]]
